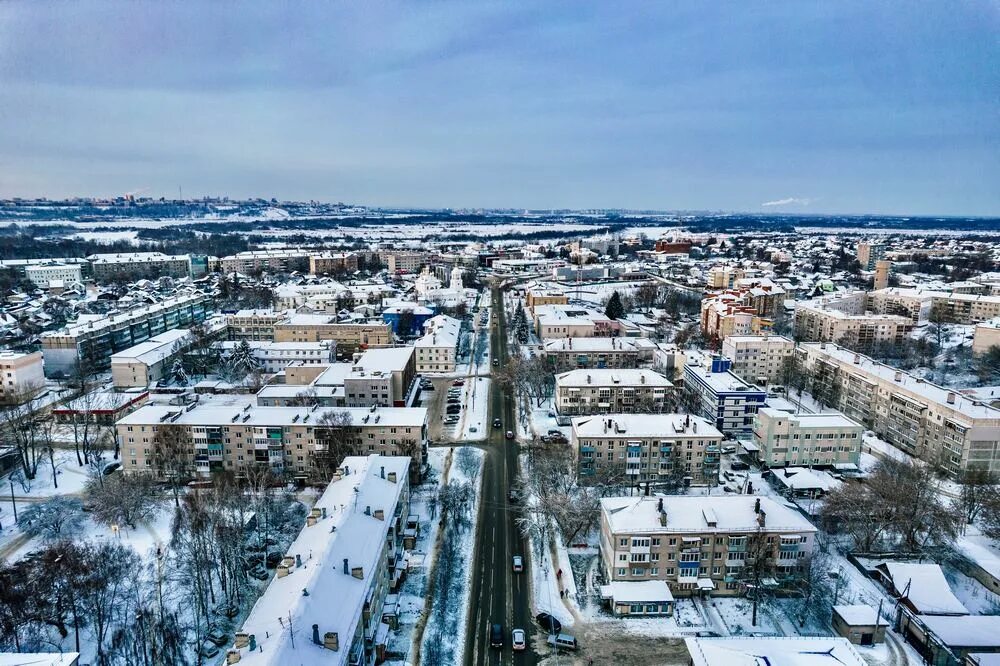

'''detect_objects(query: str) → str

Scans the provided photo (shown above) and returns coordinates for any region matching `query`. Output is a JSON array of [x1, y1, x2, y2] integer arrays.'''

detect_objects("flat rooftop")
[[602, 495, 816, 535]]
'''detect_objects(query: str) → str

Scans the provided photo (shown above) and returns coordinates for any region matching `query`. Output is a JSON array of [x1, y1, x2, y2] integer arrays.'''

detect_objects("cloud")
[[761, 197, 812, 207]]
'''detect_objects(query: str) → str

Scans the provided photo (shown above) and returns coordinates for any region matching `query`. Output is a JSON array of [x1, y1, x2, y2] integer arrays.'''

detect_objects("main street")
[[465, 286, 537, 666]]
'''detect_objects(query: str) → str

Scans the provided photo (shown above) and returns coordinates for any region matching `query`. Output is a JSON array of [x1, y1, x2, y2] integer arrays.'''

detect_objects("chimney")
[[853, 354, 860, 364], [894, 371, 902, 382], [295, 554, 302, 567], [640, 374, 646, 385], [312, 624, 321, 645], [754, 498, 761, 514], [343, 558, 349, 575], [364, 505, 371, 516], [351, 566, 364, 579], [947, 392, 956, 405], [380, 465, 385, 479], [323, 631, 340, 651], [226, 651, 241, 664], [374, 509, 385, 521], [388, 471, 397, 483], [757, 510, 766, 527], [234, 633, 249, 649], [322, 507, 327, 519]]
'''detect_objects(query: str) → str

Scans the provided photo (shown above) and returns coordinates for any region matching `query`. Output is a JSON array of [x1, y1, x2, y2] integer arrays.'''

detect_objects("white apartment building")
[[794, 291, 912, 348], [227, 455, 410, 666], [572, 413, 722, 485], [600, 495, 816, 597], [555, 369, 674, 415], [24, 263, 83, 288], [215, 340, 336, 373], [226, 309, 292, 341], [721, 335, 795, 385], [0, 351, 45, 404], [414, 314, 461, 373], [752, 407, 863, 467], [532, 304, 615, 338], [800, 342, 1000, 475]]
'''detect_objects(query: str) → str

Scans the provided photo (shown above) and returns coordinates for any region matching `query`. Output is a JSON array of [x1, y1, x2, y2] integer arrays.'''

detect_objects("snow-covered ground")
[[458, 377, 490, 442]]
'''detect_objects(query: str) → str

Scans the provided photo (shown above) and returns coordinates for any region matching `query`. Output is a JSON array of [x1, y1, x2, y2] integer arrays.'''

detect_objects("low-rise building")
[[532, 304, 615, 338], [226, 309, 290, 341], [973, 319, 1000, 357], [800, 342, 1000, 476], [554, 369, 673, 415], [701, 295, 771, 341], [683, 353, 767, 436], [88, 252, 191, 281], [116, 397, 427, 481], [0, 351, 45, 404], [686, 637, 866, 666], [572, 413, 721, 484], [414, 315, 461, 373], [832, 605, 886, 646], [542, 336, 645, 371], [720, 335, 794, 385], [273, 314, 393, 355], [752, 408, 863, 468], [525, 288, 568, 310], [215, 340, 336, 373], [600, 495, 816, 597], [24, 262, 84, 288], [226, 455, 410, 666], [111, 329, 193, 388]]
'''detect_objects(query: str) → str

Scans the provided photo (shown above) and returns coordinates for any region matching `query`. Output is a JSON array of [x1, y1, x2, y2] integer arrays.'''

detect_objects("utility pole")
[[9, 480, 15, 522]]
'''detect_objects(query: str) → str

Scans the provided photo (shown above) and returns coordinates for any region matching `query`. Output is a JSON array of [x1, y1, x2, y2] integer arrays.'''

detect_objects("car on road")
[[444, 416, 460, 424], [453, 379, 464, 386], [508, 489, 518, 503], [505, 430, 515, 440], [421, 382, 434, 391], [512, 628, 526, 651], [512, 555, 524, 572], [730, 461, 750, 471], [547, 429, 563, 437], [492, 418, 502, 428], [535, 613, 562, 634], [490, 623, 504, 648], [492, 358, 500, 366]]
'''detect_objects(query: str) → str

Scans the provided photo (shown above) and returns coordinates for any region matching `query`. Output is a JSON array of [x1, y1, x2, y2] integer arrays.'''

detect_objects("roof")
[[685, 637, 867, 666], [833, 604, 880, 626], [351, 347, 414, 373], [880, 562, 968, 615], [770, 468, 843, 493], [600, 580, 674, 604], [110, 329, 191, 366], [235, 455, 410, 666], [573, 413, 720, 440], [556, 369, 673, 388], [916, 615, 1000, 648], [757, 408, 862, 430], [543, 337, 640, 352], [601, 495, 816, 535], [0, 655, 80, 666]]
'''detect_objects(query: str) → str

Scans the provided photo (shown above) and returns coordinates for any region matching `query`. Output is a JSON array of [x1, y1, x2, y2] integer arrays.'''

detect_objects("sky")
[[0, 1, 997, 216]]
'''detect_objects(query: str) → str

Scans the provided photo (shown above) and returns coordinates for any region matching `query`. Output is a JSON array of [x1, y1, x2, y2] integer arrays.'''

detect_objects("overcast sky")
[[0, 1, 997, 215]]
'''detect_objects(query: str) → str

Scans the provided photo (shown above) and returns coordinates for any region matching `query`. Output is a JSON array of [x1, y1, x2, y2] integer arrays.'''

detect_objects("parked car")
[[422, 383, 435, 391], [446, 406, 462, 414], [730, 461, 750, 471], [547, 429, 562, 437], [512, 628, 526, 651], [206, 627, 229, 647], [546, 633, 578, 651], [490, 623, 504, 648], [535, 613, 562, 634], [453, 380, 465, 386], [512, 555, 524, 572], [492, 358, 500, 366]]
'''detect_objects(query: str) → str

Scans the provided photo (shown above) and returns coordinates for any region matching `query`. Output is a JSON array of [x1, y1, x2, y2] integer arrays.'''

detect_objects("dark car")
[[493, 418, 502, 428], [535, 613, 562, 634], [505, 430, 515, 440], [492, 358, 500, 366], [490, 623, 504, 648]]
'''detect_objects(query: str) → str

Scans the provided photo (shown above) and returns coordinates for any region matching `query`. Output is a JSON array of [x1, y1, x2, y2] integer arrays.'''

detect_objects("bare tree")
[[311, 409, 357, 482], [957, 468, 998, 526], [86, 472, 158, 530], [151, 423, 192, 507], [19, 496, 86, 542], [1, 385, 47, 481]]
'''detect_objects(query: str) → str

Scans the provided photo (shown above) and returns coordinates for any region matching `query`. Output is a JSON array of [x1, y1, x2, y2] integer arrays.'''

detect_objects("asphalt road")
[[465, 286, 537, 666]]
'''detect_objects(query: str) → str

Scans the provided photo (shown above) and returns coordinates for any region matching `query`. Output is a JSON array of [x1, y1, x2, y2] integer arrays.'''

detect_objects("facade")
[[720, 335, 794, 385], [414, 314, 461, 373], [832, 605, 886, 646], [543, 336, 644, 371], [115, 398, 427, 480], [309, 252, 360, 275], [858, 241, 886, 270], [384, 251, 427, 274], [227, 455, 410, 666], [525, 288, 568, 310], [40, 294, 207, 377], [752, 407, 863, 468], [683, 353, 767, 436], [794, 291, 912, 348], [226, 309, 289, 341], [0, 351, 45, 404], [24, 262, 83, 288], [88, 252, 191, 281], [974, 319, 1000, 356], [273, 314, 393, 355], [800, 342, 1000, 475], [599, 495, 816, 597], [572, 413, 722, 485], [343, 348, 416, 408], [873, 260, 891, 291], [867, 288, 1000, 325], [554, 369, 673, 415], [110, 329, 193, 388], [219, 249, 312, 274], [701, 296, 771, 341]]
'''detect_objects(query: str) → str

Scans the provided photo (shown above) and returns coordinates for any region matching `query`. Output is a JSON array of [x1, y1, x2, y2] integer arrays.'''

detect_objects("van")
[[490, 623, 504, 648], [546, 633, 577, 650]]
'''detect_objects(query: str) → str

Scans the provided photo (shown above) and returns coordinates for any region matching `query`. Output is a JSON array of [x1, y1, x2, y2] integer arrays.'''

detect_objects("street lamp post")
[[9, 479, 15, 522]]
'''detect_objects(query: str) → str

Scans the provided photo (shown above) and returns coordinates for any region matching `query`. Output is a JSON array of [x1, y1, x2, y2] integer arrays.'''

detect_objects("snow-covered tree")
[[170, 358, 188, 385], [19, 496, 86, 542]]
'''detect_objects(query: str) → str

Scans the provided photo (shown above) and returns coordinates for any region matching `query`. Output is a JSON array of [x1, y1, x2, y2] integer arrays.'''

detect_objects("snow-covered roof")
[[542, 336, 641, 352], [916, 615, 1000, 648], [556, 369, 673, 388], [572, 413, 719, 440], [684, 637, 867, 666], [351, 347, 414, 373], [0, 654, 81, 666], [601, 495, 816, 535], [234, 455, 410, 666], [880, 562, 968, 615], [770, 468, 843, 493], [600, 580, 674, 604], [757, 408, 862, 430], [110, 329, 191, 365], [833, 604, 880, 626]]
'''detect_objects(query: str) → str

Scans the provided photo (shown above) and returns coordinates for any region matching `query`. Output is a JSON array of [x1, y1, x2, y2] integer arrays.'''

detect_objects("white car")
[[512, 628, 526, 651], [512, 555, 524, 572]]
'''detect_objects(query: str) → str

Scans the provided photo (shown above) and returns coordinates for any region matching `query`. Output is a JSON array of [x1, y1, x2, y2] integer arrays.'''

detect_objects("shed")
[[832, 604, 885, 645], [599, 580, 674, 617]]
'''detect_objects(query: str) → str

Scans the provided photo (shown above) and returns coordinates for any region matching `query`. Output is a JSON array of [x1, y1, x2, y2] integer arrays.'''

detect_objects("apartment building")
[[973, 319, 1000, 357], [542, 336, 645, 371], [226, 309, 289, 341], [752, 407, 863, 468], [931, 292, 1000, 325], [721, 335, 795, 385], [700, 296, 771, 341], [0, 351, 45, 404], [215, 340, 336, 373], [383, 251, 427, 274], [599, 495, 816, 597], [414, 314, 461, 373], [857, 241, 886, 270], [24, 262, 83, 288], [41, 294, 207, 377], [226, 455, 410, 666], [800, 342, 1000, 475], [273, 314, 393, 355], [309, 252, 360, 275], [532, 304, 615, 338], [555, 369, 674, 415], [88, 252, 191, 281], [572, 413, 722, 485], [794, 291, 912, 348], [525, 288, 569, 310], [683, 353, 767, 436], [706, 266, 740, 290], [866, 287, 1000, 325], [219, 249, 312, 274], [116, 397, 427, 481], [111, 329, 193, 388]]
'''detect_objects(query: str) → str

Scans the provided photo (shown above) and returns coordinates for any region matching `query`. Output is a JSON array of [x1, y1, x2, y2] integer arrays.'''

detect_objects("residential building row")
[[793, 291, 912, 348], [214, 340, 337, 373], [224, 310, 394, 356], [413, 314, 461, 373], [542, 336, 653, 371]]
